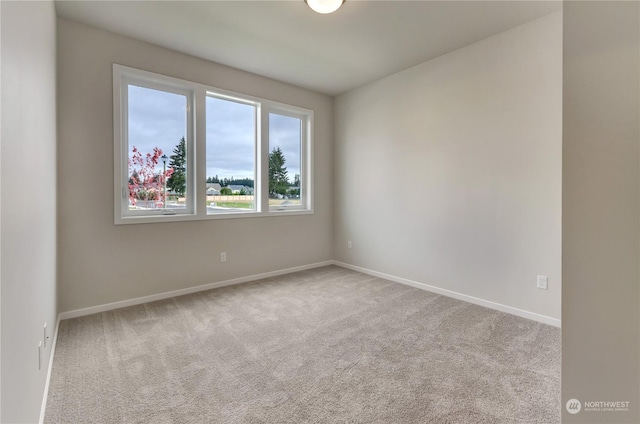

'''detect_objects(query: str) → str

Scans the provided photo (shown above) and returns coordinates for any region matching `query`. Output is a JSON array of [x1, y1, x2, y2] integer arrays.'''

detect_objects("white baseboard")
[[58, 258, 561, 325], [333, 261, 561, 328], [58, 260, 334, 321], [39, 315, 61, 424]]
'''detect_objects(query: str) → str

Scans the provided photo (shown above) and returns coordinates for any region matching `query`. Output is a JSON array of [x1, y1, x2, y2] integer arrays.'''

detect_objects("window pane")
[[127, 85, 188, 211], [269, 113, 302, 209], [206, 96, 256, 213]]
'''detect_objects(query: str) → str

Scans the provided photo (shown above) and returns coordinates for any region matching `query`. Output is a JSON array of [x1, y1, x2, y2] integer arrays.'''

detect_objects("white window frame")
[[205, 91, 261, 216], [113, 64, 313, 225], [266, 108, 311, 213]]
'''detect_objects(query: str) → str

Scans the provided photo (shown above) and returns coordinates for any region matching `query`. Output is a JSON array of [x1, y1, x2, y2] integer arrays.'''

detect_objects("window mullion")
[[259, 106, 270, 214], [113, 69, 126, 223], [194, 89, 207, 217], [304, 112, 313, 212]]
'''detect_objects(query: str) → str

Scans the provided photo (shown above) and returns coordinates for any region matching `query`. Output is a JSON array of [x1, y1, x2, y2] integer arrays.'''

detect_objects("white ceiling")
[[55, 0, 562, 96]]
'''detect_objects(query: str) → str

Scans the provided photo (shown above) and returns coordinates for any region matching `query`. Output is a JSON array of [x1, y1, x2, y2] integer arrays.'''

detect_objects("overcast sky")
[[128, 85, 301, 181]]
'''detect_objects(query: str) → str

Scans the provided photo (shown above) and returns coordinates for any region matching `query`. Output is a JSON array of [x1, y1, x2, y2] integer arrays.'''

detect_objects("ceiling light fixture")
[[305, 0, 345, 14]]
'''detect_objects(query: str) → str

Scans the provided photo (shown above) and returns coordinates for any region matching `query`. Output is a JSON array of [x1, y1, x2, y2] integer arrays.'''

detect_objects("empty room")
[[1, 1, 638, 423]]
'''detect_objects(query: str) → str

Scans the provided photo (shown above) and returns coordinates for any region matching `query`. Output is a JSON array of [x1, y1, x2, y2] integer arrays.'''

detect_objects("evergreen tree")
[[167, 137, 186, 196], [269, 147, 289, 196]]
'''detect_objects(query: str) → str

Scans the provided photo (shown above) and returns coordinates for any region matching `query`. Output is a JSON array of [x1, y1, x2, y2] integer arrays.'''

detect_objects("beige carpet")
[[44, 266, 560, 423]]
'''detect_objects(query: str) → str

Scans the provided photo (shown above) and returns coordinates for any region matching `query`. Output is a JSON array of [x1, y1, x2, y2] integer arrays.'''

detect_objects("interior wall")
[[562, 1, 639, 422], [56, 19, 333, 313], [1, 1, 58, 423], [334, 11, 562, 321]]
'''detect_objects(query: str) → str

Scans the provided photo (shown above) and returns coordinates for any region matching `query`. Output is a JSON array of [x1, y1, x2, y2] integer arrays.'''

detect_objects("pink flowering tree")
[[128, 146, 174, 207]]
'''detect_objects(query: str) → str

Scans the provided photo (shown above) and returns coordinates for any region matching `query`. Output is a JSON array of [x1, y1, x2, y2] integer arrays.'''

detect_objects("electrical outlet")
[[537, 275, 548, 290], [220, 252, 227, 262], [347, 240, 352, 249]]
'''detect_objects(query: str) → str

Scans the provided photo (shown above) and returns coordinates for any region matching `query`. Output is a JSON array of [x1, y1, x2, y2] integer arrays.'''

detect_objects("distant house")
[[206, 183, 221, 195], [228, 185, 253, 195]]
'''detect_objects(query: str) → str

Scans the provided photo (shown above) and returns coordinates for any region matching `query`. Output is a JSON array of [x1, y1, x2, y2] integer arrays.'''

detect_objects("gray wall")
[[56, 19, 334, 313], [562, 1, 640, 422], [334, 12, 562, 322], [1, 1, 58, 422]]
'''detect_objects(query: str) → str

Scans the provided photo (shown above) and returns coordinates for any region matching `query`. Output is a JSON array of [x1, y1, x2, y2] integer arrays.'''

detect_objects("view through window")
[[269, 113, 303, 210], [127, 85, 188, 212], [206, 96, 257, 214]]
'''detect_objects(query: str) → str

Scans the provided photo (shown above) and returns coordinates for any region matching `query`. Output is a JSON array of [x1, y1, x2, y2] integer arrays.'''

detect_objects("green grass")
[[213, 201, 253, 209], [210, 199, 301, 209]]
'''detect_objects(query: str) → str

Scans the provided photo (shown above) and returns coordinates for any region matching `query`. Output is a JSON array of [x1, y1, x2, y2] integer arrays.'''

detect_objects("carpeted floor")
[[44, 266, 560, 423]]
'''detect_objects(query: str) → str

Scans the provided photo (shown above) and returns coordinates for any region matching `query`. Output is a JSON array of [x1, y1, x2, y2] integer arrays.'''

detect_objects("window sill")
[[115, 209, 313, 225]]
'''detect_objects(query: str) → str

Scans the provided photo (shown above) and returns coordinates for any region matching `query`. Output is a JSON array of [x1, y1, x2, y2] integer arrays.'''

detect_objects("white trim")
[[58, 261, 334, 320], [57, 259, 561, 325], [39, 315, 61, 423], [333, 261, 561, 328]]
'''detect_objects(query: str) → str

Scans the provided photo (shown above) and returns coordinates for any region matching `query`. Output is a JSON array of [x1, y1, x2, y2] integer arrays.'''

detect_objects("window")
[[269, 112, 306, 211], [206, 95, 257, 214], [113, 64, 312, 224], [125, 84, 192, 215]]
